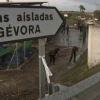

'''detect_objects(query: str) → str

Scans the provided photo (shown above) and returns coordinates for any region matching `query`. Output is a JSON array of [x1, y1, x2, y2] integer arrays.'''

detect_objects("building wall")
[[88, 25, 100, 69]]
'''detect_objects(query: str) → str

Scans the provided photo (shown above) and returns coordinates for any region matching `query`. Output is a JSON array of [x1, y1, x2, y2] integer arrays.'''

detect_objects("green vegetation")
[[61, 51, 100, 86], [66, 19, 78, 25], [60, 11, 80, 26], [70, 15, 78, 20], [79, 5, 86, 17], [60, 9, 92, 27], [94, 10, 100, 20], [60, 11, 81, 18]]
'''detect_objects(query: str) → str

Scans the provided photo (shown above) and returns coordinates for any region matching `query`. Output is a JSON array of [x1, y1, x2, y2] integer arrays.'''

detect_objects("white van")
[[87, 20, 94, 25]]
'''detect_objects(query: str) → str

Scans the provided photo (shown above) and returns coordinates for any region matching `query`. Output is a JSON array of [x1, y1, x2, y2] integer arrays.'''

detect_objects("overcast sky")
[[0, 0, 100, 12]]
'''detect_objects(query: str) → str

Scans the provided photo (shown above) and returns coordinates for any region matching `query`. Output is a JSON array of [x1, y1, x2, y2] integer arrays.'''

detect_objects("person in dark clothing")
[[69, 46, 78, 63], [66, 25, 70, 35], [79, 25, 83, 35], [62, 24, 65, 33], [49, 48, 60, 66]]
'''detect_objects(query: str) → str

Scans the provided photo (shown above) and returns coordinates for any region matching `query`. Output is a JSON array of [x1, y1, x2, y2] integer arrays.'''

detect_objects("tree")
[[79, 5, 85, 17], [94, 10, 100, 20]]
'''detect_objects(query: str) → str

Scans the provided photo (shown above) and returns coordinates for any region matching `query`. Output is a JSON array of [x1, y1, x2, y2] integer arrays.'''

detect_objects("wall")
[[88, 25, 100, 69]]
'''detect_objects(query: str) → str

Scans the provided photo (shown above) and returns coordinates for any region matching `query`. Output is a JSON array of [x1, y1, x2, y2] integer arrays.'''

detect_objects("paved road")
[[54, 29, 83, 47]]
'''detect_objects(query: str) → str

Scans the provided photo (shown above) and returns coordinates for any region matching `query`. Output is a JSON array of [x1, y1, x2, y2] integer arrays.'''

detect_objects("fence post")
[[83, 24, 87, 45]]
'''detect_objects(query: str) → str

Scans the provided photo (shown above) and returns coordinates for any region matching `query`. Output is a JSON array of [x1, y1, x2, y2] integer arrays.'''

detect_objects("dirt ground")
[[0, 43, 82, 100]]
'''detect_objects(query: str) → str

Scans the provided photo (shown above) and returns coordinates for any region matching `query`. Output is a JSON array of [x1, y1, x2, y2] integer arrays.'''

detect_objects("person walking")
[[49, 48, 60, 66], [69, 46, 78, 63], [66, 25, 70, 41], [79, 25, 83, 35], [66, 25, 70, 35]]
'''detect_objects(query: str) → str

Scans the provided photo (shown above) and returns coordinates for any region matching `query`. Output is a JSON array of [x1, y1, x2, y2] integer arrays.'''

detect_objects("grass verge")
[[61, 50, 100, 86], [66, 19, 78, 25]]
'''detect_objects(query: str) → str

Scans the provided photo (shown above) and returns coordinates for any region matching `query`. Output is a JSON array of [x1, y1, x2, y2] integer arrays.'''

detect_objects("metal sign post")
[[39, 38, 45, 99], [24, 41, 26, 61]]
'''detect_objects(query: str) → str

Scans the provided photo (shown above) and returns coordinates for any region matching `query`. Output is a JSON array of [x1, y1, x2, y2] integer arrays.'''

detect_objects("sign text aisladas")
[[0, 7, 63, 43], [0, 12, 53, 22], [0, 12, 53, 37]]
